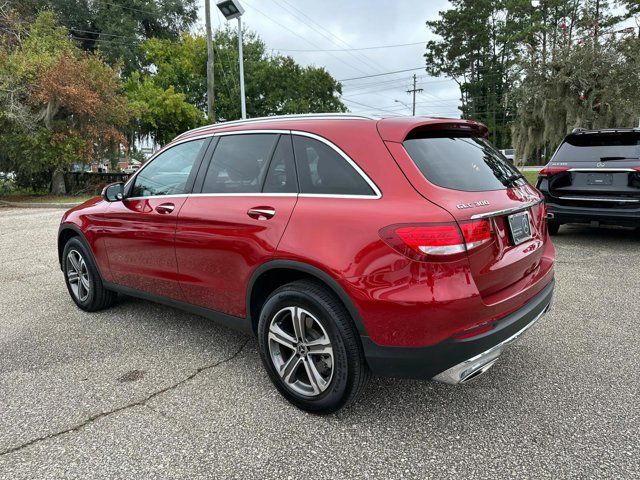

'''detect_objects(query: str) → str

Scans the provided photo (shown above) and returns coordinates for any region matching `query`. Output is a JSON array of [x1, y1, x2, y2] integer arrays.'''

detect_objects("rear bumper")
[[544, 199, 640, 227], [361, 278, 555, 380]]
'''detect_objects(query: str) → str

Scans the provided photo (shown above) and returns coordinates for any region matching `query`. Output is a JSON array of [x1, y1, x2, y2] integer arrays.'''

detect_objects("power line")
[[92, 0, 159, 16], [340, 97, 405, 114], [70, 34, 131, 45], [271, 0, 416, 89], [342, 74, 434, 91], [338, 67, 426, 82], [272, 40, 426, 53], [268, 0, 379, 76], [241, 0, 371, 76], [69, 28, 138, 40]]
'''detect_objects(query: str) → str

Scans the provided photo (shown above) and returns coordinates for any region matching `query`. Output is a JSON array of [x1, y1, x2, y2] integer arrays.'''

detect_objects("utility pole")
[[406, 74, 423, 116], [204, 0, 215, 122]]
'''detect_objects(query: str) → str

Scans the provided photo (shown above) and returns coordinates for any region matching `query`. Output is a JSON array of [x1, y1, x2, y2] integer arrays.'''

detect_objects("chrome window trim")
[[189, 192, 298, 198], [470, 198, 543, 219], [209, 129, 381, 199], [298, 193, 380, 199], [558, 196, 640, 203], [126, 129, 382, 200], [123, 194, 189, 201], [568, 168, 636, 172], [124, 193, 299, 201], [213, 129, 290, 136], [290, 130, 382, 199]]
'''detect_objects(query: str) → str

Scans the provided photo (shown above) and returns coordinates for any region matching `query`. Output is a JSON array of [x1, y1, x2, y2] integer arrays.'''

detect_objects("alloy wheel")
[[268, 306, 334, 397], [66, 249, 90, 302]]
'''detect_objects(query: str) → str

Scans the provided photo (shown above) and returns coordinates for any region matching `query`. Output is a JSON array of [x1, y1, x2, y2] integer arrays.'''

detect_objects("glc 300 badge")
[[457, 200, 490, 209]]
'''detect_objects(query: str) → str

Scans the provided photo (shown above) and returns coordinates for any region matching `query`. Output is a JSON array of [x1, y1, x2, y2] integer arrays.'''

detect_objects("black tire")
[[257, 279, 370, 414], [548, 220, 560, 235], [62, 236, 117, 312]]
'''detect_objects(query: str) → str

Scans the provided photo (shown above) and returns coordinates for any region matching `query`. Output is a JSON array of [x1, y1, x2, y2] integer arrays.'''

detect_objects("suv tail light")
[[539, 165, 570, 177], [633, 166, 640, 171], [380, 220, 492, 262]]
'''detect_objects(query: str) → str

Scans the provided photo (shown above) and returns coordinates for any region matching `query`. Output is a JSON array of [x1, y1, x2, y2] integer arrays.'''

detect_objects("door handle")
[[155, 203, 175, 214], [247, 207, 276, 220]]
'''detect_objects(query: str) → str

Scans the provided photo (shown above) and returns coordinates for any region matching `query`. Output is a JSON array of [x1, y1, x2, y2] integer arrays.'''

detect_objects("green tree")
[[425, 0, 639, 161], [0, 10, 130, 193], [125, 71, 206, 147], [510, 0, 640, 163], [12, 0, 198, 75], [141, 27, 346, 125], [425, 0, 533, 148]]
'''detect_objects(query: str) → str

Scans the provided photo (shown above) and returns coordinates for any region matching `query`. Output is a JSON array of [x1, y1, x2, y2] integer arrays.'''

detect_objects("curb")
[[0, 200, 81, 209]]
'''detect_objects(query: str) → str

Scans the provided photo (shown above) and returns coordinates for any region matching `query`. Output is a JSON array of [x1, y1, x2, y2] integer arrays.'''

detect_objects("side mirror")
[[102, 182, 124, 202]]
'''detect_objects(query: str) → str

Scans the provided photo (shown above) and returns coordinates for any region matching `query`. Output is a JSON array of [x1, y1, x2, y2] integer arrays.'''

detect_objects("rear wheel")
[[548, 220, 560, 235], [257, 280, 370, 413], [62, 237, 117, 311]]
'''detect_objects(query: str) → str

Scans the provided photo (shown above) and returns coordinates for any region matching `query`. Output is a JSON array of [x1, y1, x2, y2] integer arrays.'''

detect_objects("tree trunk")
[[51, 169, 66, 195]]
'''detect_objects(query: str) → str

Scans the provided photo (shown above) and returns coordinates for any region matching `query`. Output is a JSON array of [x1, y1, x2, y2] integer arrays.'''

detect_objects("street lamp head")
[[216, 0, 245, 20]]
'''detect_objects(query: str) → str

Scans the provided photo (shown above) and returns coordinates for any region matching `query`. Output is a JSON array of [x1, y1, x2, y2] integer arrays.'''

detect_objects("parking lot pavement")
[[0, 208, 638, 479]]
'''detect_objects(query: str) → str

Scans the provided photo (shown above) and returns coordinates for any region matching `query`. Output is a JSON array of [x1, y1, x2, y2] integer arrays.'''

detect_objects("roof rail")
[[571, 127, 640, 135], [174, 113, 379, 141]]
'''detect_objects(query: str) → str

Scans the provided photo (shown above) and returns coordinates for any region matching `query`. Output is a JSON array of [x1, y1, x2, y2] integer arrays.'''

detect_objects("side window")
[[202, 134, 278, 193], [263, 135, 298, 193], [292, 135, 375, 196], [131, 139, 205, 197]]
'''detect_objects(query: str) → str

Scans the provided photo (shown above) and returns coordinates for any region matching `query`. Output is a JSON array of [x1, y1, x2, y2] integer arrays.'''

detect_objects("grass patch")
[[522, 170, 540, 185], [0, 194, 94, 204]]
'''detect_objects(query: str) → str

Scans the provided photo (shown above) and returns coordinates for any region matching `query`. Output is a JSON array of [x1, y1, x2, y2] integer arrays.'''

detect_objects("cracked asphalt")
[[0, 207, 638, 479]]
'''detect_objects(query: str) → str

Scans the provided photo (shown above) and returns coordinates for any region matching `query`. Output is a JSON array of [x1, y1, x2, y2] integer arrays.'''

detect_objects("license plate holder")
[[508, 211, 533, 245], [587, 173, 613, 185]]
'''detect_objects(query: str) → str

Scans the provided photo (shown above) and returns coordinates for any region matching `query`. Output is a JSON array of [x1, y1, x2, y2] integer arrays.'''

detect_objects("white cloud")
[[199, 0, 461, 117]]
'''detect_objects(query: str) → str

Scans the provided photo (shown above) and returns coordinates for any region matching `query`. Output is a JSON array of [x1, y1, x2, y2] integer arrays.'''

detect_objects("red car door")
[[175, 133, 298, 317], [103, 137, 210, 300]]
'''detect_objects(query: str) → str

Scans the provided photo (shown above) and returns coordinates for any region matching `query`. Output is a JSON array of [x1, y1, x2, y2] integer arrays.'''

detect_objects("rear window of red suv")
[[403, 134, 521, 192]]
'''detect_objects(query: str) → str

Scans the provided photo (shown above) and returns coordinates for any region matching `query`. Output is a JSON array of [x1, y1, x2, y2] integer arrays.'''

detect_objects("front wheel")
[[257, 280, 370, 413], [62, 237, 117, 311]]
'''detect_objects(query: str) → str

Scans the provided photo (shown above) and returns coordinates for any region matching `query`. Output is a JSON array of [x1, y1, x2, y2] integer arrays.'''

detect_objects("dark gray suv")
[[537, 128, 640, 234]]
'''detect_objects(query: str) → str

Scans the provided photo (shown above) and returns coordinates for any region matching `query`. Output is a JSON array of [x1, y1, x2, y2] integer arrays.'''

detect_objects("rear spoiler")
[[377, 117, 488, 142]]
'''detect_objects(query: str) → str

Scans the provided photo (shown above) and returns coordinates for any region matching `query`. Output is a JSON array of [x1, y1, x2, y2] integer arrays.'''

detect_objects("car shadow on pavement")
[[553, 224, 640, 243]]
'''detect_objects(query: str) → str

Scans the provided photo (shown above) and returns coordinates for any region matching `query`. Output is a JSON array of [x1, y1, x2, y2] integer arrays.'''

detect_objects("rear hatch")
[[543, 130, 640, 207], [383, 125, 548, 301]]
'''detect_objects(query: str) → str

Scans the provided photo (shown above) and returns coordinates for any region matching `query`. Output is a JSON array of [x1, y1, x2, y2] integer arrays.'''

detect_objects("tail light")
[[539, 164, 570, 177], [633, 166, 640, 171], [380, 219, 492, 262]]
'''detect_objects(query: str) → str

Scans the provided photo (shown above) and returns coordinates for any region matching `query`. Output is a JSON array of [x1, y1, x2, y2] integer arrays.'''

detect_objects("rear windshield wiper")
[[503, 172, 524, 186], [599, 156, 640, 161]]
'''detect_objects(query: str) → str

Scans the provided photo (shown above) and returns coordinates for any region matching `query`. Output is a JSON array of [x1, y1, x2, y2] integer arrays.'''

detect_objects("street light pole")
[[204, 0, 215, 122], [237, 16, 246, 119], [216, 0, 246, 119], [394, 99, 411, 113]]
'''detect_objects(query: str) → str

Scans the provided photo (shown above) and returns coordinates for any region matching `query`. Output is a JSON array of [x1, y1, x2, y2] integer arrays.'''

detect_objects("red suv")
[[58, 114, 555, 413]]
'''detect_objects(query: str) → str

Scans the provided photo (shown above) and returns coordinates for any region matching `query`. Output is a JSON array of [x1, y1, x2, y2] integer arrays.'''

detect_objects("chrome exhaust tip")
[[432, 299, 551, 385], [546, 212, 555, 219], [459, 358, 499, 383], [432, 348, 502, 385]]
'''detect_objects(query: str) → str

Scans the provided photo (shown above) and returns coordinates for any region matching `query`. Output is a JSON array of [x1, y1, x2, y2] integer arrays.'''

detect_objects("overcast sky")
[[196, 0, 461, 118]]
